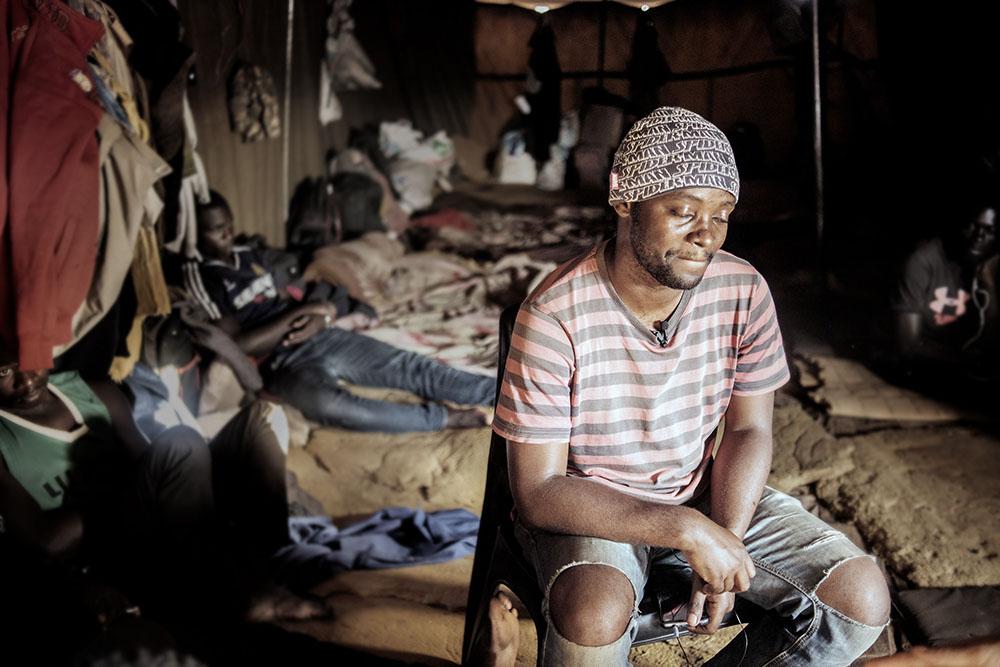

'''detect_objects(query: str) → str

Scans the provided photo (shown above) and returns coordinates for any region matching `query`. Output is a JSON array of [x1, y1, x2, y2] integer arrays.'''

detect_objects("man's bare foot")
[[245, 585, 330, 623], [472, 589, 519, 666], [445, 406, 493, 429]]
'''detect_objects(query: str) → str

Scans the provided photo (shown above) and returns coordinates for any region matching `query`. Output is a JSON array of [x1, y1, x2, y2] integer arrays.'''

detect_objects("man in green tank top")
[[0, 346, 326, 662]]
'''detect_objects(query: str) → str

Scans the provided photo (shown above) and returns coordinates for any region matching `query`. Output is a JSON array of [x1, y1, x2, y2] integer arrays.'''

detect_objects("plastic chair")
[[462, 305, 743, 665]]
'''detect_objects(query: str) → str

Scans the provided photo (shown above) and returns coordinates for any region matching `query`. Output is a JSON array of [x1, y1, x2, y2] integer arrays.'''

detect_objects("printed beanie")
[[608, 107, 740, 204]]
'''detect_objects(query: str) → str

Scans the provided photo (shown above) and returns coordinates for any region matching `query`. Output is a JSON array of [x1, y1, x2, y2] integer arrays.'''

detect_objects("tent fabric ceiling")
[[477, 0, 676, 10]]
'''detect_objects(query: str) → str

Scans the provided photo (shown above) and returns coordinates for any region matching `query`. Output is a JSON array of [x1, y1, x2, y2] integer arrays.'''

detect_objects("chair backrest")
[[482, 304, 520, 529], [462, 305, 524, 660]]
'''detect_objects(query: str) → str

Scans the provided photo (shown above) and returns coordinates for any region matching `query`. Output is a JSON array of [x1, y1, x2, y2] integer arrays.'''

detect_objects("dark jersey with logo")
[[183, 246, 289, 328]]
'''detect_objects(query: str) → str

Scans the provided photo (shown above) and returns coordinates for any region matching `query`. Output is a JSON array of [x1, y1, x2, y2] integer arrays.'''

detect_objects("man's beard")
[[630, 230, 712, 290]]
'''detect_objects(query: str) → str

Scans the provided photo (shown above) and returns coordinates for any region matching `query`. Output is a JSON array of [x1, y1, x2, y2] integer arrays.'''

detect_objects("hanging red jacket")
[[1, 2, 12, 354], [2, 0, 105, 370]]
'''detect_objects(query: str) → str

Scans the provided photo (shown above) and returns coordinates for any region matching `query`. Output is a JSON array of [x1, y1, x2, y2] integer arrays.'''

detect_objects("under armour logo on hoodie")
[[929, 287, 969, 325]]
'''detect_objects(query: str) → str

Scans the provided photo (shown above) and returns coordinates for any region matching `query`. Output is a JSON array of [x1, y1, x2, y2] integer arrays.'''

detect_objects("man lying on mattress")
[[183, 190, 493, 432]]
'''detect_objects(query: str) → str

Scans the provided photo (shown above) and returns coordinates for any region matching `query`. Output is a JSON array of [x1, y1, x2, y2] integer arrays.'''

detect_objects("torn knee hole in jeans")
[[544, 560, 639, 648], [545, 560, 637, 602], [814, 554, 888, 629], [545, 561, 640, 621]]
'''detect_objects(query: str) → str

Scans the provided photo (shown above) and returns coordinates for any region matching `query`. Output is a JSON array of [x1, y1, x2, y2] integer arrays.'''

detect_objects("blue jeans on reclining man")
[[266, 327, 495, 432]]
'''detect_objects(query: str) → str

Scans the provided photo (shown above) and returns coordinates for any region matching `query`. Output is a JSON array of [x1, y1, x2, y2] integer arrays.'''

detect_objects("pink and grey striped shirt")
[[493, 241, 789, 504]]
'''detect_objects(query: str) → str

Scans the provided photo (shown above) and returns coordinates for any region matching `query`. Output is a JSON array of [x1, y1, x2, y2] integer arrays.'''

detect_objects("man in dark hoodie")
[[893, 195, 999, 393]]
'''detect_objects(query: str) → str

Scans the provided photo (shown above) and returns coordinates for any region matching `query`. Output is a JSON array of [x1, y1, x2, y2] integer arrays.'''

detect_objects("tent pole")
[[282, 0, 295, 223], [811, 0, 824, 278], [598, 0, 607, 87]]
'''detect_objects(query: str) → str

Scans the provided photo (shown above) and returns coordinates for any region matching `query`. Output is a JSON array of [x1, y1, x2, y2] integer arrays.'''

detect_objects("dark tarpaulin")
[[526, 19, 562, 161], [627, 16, 670, 117]]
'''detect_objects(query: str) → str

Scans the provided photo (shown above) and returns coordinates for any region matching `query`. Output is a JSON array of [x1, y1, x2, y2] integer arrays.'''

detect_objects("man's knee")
[[548, 563, 635, 647], [816, 556, 890, 626], [149, 426, 208, 467]]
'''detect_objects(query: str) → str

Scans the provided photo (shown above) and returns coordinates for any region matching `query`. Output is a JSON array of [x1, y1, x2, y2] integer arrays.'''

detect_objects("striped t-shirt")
[[493, 241, 789, 504]]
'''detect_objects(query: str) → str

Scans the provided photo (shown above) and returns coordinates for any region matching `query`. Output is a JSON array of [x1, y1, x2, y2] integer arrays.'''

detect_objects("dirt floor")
[[275, 369, 1000, 664], [271, 229, 1000, 664]]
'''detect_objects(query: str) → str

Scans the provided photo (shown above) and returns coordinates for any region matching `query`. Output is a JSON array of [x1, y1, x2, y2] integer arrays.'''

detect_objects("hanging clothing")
[[53, 114, 171, 358], [318, 0, 381, 125], [229, 63, 281, 143], [48, 1, 172, 379], [68, 0, 148, 140], [1, 5, 10, 281], [526, 21, 561, 163], [2, 1, 106, 371], [53, 275, 138, 381], [108, 226, 174, 382], [70, 0, 132, 87], [104, 0, 192, 163], [627, 18, 671, 116], [131, 225, 172, 322], [89, 64, 132, 130], [163, 94, 210, 260]]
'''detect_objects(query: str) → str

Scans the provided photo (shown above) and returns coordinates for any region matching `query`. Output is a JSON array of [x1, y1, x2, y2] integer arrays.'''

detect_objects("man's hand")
[[282, 302, 338, 347], [294, 301, 338, 321], [332, 312, 377, 331], [681, 514, 755, 595], [283, 315, 326, 346], [687, 573, 735, 633]]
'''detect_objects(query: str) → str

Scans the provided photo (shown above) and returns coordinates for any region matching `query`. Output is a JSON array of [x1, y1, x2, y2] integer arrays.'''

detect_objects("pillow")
[[304, 232, 405, 304]]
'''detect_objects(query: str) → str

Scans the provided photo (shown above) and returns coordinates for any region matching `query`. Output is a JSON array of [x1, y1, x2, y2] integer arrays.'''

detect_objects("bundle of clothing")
[[2, 0, 200, 378], [229, 62, 281, 143], [318, 0, 381, 125]]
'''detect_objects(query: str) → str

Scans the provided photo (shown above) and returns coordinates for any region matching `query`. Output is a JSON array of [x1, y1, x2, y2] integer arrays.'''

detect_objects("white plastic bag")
[[496, 130, 537, 185], [380, 120, 424, 159], [536, 143, 567, 191]]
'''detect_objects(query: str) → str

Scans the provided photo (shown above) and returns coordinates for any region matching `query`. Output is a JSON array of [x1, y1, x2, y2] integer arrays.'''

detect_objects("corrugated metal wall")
[[180, 0, 331, 246], [179, 0, 475, 246]]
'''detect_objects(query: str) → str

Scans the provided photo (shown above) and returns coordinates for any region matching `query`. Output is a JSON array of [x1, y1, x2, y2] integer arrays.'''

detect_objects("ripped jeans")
[[515, 487, 886, 666]]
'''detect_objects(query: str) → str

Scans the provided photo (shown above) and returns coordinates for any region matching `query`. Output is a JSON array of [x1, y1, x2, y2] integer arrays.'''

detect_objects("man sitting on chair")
[[490, 107, 890, 665]]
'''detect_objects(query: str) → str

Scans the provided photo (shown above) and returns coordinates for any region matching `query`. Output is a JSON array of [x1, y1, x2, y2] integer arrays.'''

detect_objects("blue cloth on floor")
[[273, 507, 479, 588]]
